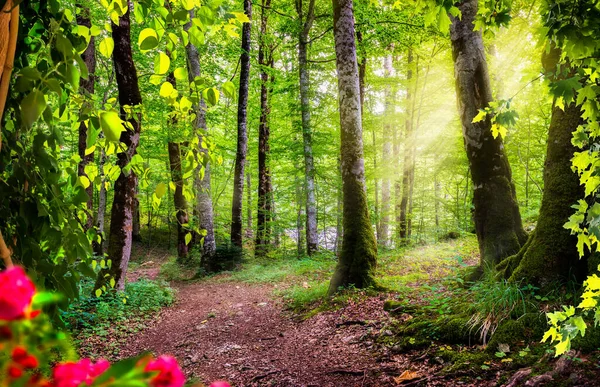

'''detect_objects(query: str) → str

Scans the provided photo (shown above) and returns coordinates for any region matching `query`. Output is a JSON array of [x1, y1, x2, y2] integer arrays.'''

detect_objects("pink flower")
[[144, 355, 185, 387], [0, 267, 36, 320], [52, 359, 110, 387], [209, 382, 231, 387]]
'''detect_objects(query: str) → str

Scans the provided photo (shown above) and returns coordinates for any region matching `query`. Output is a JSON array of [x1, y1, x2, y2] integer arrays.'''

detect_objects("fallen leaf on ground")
[[394, 370, 420, 384]]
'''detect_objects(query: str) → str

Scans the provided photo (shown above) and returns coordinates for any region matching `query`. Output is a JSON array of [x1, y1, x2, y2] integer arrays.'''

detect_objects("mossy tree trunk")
[[497, 48, 587, 286], [398, 48, 414, 244], [185, 14, 216, 268], [450, 0, 527, 270], [95, 5, 142, 291], [328, 0, 377, 296]]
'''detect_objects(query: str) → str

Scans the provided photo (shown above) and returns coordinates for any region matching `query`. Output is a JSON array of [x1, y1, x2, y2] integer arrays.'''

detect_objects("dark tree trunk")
[[94, 148, 107, 257], [256, 0, 274, 257], [245, 170, 252, 239], [230, 0, 252, 248], [76, 8, 96, 231], [328, 0, 377, 295], [168, 142, 190, 261], [450, 0, 526, 270], [185, 15, 216, 268], [297, 0, 318, 256], [497, 47, 587, 286], [95, 5, 142, 291], [399, 49, 413, 243], [132, 191, 142, 242]]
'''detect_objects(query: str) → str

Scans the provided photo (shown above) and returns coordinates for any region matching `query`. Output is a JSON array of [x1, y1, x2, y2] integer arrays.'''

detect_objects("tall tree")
[[185, 14, 216, 268], [450, 0, 527, 270], [168, 141, 190, 261], [76, 6, 96, 231], [95, 5, 142, 291], [497, 46, 587, 285], [328, 0, 377, 295], [230, 0, 252, 248], [398, 48, 413, 243], [379, 53, 393, 247], [296, 0, 318, 256], [256, 0, 274, 256]]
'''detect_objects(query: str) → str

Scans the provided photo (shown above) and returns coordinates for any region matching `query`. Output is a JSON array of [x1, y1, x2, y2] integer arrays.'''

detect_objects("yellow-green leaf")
[[159, 82, 175, 98], [99, 37, 114, 58], [138, 28, 159, 51], [99, 111, 124, 142], [153, 52, 171, 75]]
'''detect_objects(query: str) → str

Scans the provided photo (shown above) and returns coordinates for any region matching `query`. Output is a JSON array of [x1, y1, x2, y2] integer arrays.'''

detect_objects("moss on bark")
[[497, 102, 587, 286]]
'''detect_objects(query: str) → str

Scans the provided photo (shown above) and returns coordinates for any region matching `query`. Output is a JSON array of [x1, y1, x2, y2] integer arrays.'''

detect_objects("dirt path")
[[119, 280, 404, 386]]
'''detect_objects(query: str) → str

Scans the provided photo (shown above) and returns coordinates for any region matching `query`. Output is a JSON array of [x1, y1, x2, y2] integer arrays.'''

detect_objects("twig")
[[335, 320, 367, 328], [326, 369, 365, 376], [250, 369, 280, 382]]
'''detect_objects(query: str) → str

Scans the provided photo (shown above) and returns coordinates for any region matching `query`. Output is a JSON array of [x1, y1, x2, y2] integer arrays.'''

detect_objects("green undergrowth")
[[63, 278, 175, 359]]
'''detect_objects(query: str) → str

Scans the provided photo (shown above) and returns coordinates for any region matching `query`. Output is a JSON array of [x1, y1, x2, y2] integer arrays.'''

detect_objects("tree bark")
[[496, 47, 587, 286], [256, 0, 274, 256], [398, 49, 413, 243], [132, 190, 142, 242], [185, 15, 216, 269], [230, 0, 252, 248], [95, 5, 142, 291], [328, 0, 377, 295], [76, 8, 95, 231], [450, 0, 526, 270], [94, 148, 107, 257], [380, 54, 393, 247], [297, 0, 318, 256], [168, 141, 190, 261]]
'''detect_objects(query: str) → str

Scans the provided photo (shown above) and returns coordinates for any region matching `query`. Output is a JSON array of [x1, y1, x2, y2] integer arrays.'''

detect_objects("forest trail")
[[119, 279, 400, 386]]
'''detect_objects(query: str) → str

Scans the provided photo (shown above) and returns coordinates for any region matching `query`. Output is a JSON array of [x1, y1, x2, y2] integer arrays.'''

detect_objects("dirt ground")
[[117, 275, 498, 387]]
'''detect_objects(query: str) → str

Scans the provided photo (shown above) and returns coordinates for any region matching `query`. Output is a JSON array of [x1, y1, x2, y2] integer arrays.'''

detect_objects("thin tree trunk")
[[94, 148, 107, 256], [399, 49, 413, 243], [297, 0, 318, 255], [76, 7, 95, 231], [95, 5, 142, 291], [168, 141, 190, 261], [230, 0, 252, 248], [380, 54, 393, 247], [245, 170, 252, 239], [132, 189, 142, 242], [185, 15, 216, 269], [256, 0, 273, 256], [335, 156, 343, 255], [295, 164, 305, 257], [372, 127, 380, 238], [450, 0, 526, 270], [328, 0, 377, 295]]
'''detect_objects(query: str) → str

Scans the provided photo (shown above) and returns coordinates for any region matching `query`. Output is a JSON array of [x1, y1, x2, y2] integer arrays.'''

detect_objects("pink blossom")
[[52, 359, 110, 387], [0, 267, 36, 320], [145, 355, 185, 387], [209, 382, 231, 387]]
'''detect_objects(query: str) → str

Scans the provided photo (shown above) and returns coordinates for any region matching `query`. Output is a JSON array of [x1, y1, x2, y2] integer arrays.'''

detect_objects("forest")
[[1, 0, 600, 385]]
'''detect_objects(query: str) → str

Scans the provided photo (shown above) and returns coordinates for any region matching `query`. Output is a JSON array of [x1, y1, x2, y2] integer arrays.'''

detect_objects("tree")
[[328, 0, 377, 295], [76, 6, 96, 231], [230, 0, 252, 248], [185, 13, 216, 269], [256, 0, 274, 256], [497, 46, 588, 286], [296, 0, 319, 256], [449, 0, 527, 270], [168, 141, 190, 261], [398, 48, 414, 244], [95, 5, 142, 291]]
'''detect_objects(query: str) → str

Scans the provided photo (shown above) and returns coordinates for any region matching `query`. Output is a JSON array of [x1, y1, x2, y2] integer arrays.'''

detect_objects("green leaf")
[[571, 316, 587, 337], [153, 52, 171, 75], [222, 81, 236, 99], [99, 37, 114, 58], [138, 28, 159, 51], [99, 111, 124, 142], [185, 232, 192, 245], [174, 67, 187, 81], [206, 87, 219, 106], [159, 82, 175, 98], [32, 291, 63, 308], [472, 110, 487, 123], [21, 89, 46, 128], [95, 288, 102, 298], [155, 182, 167, 198]]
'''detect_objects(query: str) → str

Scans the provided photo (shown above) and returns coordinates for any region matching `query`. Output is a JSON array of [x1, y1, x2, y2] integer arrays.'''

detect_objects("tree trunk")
[[132, 188, 142, 242], [380, 54, 393, 247], [168, 142, 190, 261], [297, 0, 318, 256], [372, 127, 380, 238], [94, 148, 107, 257], [185, 16, 216, 269], [398, 49, 413, 243], [450, 0, 526, 270], [328, 0, 377, 295], [95, 5, 142, 291], [76, 8, 95, 231], [335, 156, 343, 255], [496, 47, 587, 286], [295, 162, 306, 257], [230, 0, 252, 248], [256, 0, 273, 257]]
